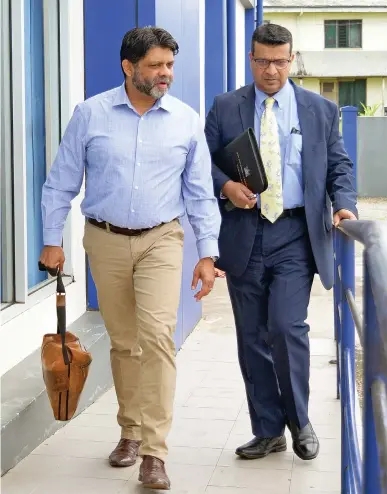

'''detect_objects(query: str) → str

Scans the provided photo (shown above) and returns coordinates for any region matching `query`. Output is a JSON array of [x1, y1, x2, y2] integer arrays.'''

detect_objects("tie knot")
[[265, 97, 275, 109]]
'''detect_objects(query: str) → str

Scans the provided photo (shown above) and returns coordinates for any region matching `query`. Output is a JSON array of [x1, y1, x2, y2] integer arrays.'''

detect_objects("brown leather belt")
[[258, 207, 305, 221], [88, 218, 152, 236]]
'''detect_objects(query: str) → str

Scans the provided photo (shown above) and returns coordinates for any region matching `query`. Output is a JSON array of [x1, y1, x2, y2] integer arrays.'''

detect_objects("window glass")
[[349, 21, 362, 48], [338, 21, 349, 48], [25, 0, 48, 289], [339, 79, 366, 111], [325, 21, 337, 48], [1, 0, 14, 306], [325, 20, 362, 49]]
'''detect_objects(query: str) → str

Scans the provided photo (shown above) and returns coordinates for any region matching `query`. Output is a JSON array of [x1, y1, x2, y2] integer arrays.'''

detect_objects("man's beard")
[[132, 68, 172, 99]]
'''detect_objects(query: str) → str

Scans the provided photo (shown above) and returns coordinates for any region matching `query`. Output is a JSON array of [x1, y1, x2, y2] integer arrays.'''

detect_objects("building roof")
[[264, 0, 387, 9]]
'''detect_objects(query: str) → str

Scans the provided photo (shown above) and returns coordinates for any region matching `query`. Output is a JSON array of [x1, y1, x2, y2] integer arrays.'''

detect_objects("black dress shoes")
[[235, 436, 287, 459], [289, 421, 319, 460]]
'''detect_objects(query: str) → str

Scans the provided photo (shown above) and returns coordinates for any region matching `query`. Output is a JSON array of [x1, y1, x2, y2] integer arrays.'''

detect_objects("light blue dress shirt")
[[254, 80, 304, 209], [42, 83, 221, 259]]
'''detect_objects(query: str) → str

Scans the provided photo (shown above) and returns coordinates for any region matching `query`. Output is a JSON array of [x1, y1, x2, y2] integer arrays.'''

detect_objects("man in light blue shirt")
[[40, 27, 220, 489], [253, 80, 304, 209]]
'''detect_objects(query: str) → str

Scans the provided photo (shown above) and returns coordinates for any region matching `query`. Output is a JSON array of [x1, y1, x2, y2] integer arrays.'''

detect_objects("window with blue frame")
[[1, 0, 61, 311], [1, 0, 14, 306], [25, 0, 48, 289]]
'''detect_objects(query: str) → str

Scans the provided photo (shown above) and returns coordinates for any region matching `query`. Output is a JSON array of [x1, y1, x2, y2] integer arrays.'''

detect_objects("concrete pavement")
[[1, 277, 341, 494], [3, 199, 385, 493]]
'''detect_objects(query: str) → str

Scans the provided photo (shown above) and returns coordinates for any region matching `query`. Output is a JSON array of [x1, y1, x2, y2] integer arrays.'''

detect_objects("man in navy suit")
[[205, 23, 357, 461]]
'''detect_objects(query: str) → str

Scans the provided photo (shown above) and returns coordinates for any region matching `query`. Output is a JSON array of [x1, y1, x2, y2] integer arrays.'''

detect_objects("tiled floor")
[[1, 273, 342, 494]]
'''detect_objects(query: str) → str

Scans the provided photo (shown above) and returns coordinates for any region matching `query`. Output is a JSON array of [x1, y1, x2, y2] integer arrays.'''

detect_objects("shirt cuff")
[[43, 229, 63, 247], [197, 238, 219, 260], [220, 192, 227, 200]]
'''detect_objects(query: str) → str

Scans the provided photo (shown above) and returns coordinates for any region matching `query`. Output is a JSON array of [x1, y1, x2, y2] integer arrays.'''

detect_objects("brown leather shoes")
[[109, 438, 141, 467], [139, 455, 171, 490]]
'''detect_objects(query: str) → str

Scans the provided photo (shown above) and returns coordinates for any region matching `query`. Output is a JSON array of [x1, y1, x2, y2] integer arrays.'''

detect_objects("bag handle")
[[38, 262, 70, 365]]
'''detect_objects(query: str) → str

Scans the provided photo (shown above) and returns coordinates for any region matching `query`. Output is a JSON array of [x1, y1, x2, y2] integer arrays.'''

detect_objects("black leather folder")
[[213, 128, 268, 211]]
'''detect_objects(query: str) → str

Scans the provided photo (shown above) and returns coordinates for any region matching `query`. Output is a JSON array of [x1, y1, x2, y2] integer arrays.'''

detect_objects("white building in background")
[[264, 0, 387, 115]]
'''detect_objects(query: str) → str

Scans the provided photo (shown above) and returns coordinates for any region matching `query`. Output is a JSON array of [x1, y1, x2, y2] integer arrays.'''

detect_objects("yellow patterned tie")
[[260, 97, 283, 222]]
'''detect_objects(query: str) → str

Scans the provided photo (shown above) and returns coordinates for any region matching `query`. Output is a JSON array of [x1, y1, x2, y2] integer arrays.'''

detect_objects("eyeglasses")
[[252, 58, 291, 70]]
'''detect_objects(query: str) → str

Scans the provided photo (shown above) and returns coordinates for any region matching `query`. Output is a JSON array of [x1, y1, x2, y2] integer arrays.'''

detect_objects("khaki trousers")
[[83, 219, 184, 460]]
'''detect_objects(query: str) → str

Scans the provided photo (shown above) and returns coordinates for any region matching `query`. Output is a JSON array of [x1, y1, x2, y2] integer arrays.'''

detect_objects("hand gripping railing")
[[334, 219, 387, 494]]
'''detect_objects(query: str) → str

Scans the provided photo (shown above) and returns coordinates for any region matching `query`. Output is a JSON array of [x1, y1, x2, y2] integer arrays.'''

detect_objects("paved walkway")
[[2, 270, 341, 494], [3, 199, 385, 493]]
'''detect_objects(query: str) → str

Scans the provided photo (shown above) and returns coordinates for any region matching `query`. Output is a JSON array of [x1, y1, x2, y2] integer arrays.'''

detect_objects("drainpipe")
[[296, 9, 304, 88], [256, 0, 263, 26], [296, 8, 304, 42], [245, 7, 255, 84], [226, 0, 236, 91]]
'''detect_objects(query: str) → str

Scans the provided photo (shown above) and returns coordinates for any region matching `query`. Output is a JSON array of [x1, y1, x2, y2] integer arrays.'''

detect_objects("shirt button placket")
[[130, 116, 143, 222]]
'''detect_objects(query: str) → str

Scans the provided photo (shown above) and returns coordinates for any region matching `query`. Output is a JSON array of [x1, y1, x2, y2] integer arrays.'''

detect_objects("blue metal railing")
[[334, 107, 387, 493]]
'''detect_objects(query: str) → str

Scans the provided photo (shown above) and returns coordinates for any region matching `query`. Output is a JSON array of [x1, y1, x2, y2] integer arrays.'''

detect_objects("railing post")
[[363, 254, 381, 494], [333, 228, 342, 399], [340, 232, 356, 494], [340, 106, 358, 493], [341, 106, 358, 191]]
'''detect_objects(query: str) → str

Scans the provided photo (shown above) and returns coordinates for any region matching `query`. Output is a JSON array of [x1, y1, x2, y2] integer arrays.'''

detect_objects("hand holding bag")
[[40, 263, 92, 421]]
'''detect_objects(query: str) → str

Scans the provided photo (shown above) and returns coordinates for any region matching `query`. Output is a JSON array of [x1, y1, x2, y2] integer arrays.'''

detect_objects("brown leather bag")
[[40, 264, 92, 421]]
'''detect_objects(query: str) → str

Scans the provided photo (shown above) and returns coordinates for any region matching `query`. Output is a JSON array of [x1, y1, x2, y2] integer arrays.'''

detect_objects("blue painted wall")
[[138, 0, 155, 26], [205, 0, 227, 115], [84, 0, 137, 311], [155, 0, 203, 343], [84, 0, 136, 99], [84, 0, 203, 348]]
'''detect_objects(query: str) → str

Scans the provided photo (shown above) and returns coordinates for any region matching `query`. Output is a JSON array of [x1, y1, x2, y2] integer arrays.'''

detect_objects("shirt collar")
[[254, 79, 291, 110], [112, 82, 172, 113]]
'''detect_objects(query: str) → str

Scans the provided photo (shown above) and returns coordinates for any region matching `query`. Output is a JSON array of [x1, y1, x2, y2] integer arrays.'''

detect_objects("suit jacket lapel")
[[239, 84, 255, 131], [293, 83, 316, 190]]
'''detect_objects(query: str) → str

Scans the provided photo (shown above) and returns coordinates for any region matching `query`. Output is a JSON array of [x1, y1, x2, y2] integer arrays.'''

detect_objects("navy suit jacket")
[[204, 82, 357, 290]]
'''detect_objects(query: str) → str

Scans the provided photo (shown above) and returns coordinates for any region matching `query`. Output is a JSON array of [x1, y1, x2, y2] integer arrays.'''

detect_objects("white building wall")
[[0, 0, 86, 376], [267, 10, 387, 115], [367, 77, 386, 113], [362, 13, 387, 50], [235, 0, 246, 89], [266, 12, 387, 52], [291, 77, 385, 116], [298, 77, 321, 94]]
